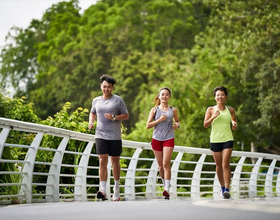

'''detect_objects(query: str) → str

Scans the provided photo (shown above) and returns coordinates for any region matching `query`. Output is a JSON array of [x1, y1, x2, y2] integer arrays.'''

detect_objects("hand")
[[104, 113, 113, 120], [88, 122, 94, 130], [212, 109, 220, 119], [173, 123, 180, 130], [159, 114, 167, 122], [232, 121, 238, 130]]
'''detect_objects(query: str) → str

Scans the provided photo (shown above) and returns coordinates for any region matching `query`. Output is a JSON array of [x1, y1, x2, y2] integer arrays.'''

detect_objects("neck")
[[160, 103, 169, 108], [217, 104, 226, 110], [103, 94, 112, 99]]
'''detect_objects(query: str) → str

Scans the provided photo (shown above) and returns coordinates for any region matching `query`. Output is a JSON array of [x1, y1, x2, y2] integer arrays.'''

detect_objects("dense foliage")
[[1, 0, 280, 154]]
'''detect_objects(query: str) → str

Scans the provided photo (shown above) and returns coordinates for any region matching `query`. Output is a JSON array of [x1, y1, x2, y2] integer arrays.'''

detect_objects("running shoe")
[[97, 190, 108, 201], [112, 188, 120, 201], [223, 190, 230, 199], [220, 190, 224, 199], [163, 190, 170, 199]]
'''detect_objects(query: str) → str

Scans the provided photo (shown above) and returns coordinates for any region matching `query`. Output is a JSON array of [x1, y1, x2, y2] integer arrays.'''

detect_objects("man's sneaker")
[[223, 190, 230, 199], [112, 188, 120, 201], [163, 190, 170, 199], [97, 190, 108, 201]]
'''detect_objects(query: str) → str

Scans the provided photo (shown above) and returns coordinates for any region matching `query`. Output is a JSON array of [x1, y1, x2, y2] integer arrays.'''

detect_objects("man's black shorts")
[[95, 138, 122, 156]]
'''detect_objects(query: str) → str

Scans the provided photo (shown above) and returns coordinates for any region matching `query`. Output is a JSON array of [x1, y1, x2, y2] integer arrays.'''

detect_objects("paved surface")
[[0, 198, 280, 220]]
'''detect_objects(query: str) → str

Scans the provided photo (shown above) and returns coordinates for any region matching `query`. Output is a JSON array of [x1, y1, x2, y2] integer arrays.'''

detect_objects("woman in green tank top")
[[204, 86, 238, 199]]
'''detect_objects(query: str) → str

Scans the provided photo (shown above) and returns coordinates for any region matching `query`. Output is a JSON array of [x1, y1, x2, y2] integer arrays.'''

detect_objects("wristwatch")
[[112, 115, 116, 121]]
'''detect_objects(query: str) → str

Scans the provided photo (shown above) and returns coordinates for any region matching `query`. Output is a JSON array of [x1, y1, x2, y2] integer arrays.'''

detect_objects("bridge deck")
[[1, 198, 280, 220]]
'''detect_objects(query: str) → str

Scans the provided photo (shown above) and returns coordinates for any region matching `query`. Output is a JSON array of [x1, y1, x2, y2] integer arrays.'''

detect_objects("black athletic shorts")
[[95, 138, 122, 156], [210, 141, 234, 152]]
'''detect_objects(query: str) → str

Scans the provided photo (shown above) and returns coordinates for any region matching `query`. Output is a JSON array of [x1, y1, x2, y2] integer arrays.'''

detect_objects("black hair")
[[100, 74, 116, 85], [213, 86, 228, 97]]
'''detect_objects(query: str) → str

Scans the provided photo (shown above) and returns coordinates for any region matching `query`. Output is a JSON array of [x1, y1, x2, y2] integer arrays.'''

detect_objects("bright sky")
[[0, 0, 98, 49]]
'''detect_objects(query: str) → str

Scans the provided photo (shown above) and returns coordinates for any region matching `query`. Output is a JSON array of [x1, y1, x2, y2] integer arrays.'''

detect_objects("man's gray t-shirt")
[[90, 94, 128, 140]]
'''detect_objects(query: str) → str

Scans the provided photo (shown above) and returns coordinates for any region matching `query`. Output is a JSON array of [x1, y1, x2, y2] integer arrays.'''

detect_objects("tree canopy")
[[1, 0, 280, 154]]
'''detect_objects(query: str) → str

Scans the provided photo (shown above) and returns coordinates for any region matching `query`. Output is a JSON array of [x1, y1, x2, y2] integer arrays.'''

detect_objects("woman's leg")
[[212, 151, 225, 188], [222, 148, 233, 189], [153, 150, 164, 179], [162, 147, 174, 180]]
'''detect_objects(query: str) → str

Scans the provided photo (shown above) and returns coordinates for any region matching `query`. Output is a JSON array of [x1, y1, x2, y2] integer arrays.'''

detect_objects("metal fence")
[[0, 117, 280, 204]]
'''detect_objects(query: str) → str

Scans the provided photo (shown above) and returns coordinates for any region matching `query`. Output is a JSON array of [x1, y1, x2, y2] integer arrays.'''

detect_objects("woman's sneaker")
[[223, 189, 230, 199], [163, 190, 170, 199], [97, 190, 108, 201], [112, 188, 120, 201]]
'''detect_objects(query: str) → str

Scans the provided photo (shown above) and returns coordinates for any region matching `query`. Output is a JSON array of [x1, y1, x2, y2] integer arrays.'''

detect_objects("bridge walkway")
[[1, 197, 280, 220]]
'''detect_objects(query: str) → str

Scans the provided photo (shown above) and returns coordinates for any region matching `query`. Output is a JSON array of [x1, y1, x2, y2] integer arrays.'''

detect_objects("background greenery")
[[1, 0, 280, 155]]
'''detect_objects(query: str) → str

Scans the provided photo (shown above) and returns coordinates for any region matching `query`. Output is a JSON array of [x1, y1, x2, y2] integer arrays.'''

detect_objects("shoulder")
[[92, 96, 102, 102], [172, 107, 178, 112], [113, 94, 125, 101], [228, 106, 235, 113], [207, 106, 215, 111]]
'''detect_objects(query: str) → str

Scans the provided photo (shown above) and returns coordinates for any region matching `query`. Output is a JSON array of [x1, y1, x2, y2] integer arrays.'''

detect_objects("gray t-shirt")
[[152, 107, 174, 141], [90, 94, 128, 140]]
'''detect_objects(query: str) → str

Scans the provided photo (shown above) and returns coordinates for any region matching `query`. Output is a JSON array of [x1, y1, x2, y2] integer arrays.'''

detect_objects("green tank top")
[[210, 106, 233, 143]]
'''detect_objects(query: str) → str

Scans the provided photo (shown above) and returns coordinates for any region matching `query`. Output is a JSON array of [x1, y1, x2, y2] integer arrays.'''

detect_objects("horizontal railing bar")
[[4, 143, 33, 149], [34, 161, 56, 166], [0, 159, 29, 164], [32, 183, 53, 186], [38, 147, 61, 153], [64, 151, 86, 156], [33, 172, 54, 176]]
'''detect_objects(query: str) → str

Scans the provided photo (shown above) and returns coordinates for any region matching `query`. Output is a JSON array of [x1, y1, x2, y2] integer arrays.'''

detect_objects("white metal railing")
[[0, 117, 280, 203]]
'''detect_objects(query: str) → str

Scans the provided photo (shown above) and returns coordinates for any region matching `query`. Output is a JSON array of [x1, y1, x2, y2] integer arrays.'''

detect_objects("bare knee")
[[163, 161, 170, 170]]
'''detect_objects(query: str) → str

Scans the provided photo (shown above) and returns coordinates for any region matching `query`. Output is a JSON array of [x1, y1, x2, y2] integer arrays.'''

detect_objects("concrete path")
[[0, 198, 280, 220]]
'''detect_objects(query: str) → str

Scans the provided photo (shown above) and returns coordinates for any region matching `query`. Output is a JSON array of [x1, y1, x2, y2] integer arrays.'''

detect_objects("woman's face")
[[101, 81, 113, 98], [215, 90, 227, 104], [159, 89, 171, 103]]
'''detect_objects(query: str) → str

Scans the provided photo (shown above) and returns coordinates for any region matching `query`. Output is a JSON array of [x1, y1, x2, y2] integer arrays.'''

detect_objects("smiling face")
[[159, 89, 171, 104], [101, 80, 113, 98], [215, 90, 228, 104]]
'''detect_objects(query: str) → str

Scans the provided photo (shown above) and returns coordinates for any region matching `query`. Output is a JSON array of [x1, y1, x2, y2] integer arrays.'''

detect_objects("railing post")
[[124, 148, 142, 201], [265, 159, 277, 197], [106, 157, 112, 199], [46, 137, 69, 202], [146, 159, 158, 199], [20, 133, 44, 203], [277, 169, 280, 197], [170, 151, 184, 199], [231, 156, 246, 199], [0, 128, 10, 159], [74, 142, 94, 202], [249, 157, 263, 198], [191, 154, 206, 200]]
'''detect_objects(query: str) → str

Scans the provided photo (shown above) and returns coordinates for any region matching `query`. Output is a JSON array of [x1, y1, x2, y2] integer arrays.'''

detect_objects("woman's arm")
[[173, 107, 180, 130], [146, 107, 166, 129], [204, 107, 219, 128], [230, 107, 238, 130]]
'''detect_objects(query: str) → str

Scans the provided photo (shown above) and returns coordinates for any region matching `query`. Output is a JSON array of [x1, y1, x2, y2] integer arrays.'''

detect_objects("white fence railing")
[[0, 117, 280, 203]]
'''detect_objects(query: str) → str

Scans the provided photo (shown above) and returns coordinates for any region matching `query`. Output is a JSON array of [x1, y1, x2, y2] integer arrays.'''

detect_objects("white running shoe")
[[112, 188, 120, 201]]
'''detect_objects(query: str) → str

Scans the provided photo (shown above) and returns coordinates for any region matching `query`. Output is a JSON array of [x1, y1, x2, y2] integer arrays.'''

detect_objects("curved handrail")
[[0, 117, 280, 203]]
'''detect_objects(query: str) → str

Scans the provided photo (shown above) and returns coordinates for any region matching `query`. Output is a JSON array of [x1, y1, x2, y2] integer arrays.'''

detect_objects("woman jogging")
[[146, 87, 180, 199], [204, 86, 238, 199]]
